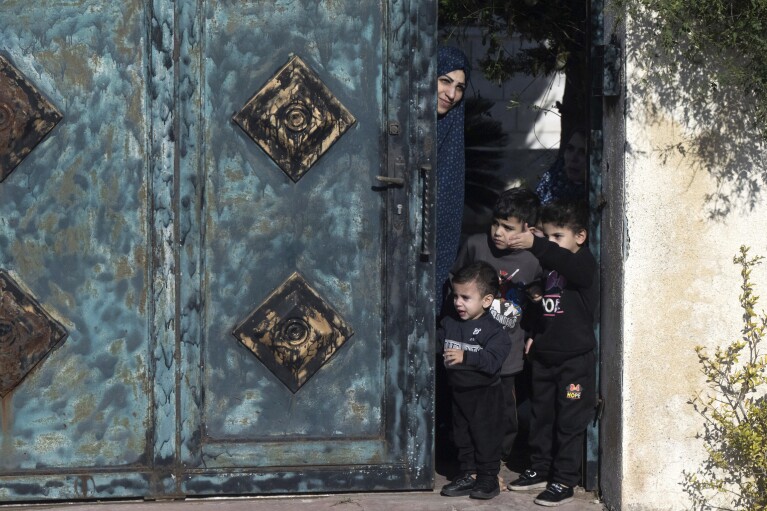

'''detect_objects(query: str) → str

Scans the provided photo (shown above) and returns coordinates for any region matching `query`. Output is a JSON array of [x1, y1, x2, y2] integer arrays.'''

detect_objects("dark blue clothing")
[[535, 158, 586, 205], [437, 312, 510, 389], [435, 46, 471, 315]]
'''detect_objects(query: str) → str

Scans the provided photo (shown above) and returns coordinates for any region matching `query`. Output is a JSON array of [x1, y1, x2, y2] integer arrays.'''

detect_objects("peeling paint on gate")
[[0, 0, 152, 499], [0, 271, 67, 397], [0, 54, 63, 182], [1, 0, 436, 500]]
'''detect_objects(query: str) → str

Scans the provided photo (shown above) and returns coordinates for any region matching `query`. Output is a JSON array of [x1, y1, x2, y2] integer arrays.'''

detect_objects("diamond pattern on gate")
[[232, 272, 353, 393], [232, 55, 356, 182], [0, 55, 63, 182], [0, 271, 67, 397]]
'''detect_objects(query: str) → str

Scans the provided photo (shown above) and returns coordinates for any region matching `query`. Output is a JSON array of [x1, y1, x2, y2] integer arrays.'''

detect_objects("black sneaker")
[[534, 482, 574, 506], [507, 468, 548, 491], [440, 473, 475, 497], [469, 475, 500, 500]]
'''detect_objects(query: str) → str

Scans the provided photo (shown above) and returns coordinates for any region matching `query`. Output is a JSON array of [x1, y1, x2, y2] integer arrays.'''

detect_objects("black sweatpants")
[[528, 351, 596, 487], [451, 382, 504, 477], [500, 374, 519, 462]]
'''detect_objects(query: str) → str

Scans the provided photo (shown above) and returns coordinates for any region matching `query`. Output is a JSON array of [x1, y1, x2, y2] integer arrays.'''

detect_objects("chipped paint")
[[0, 55, 62, 181], [233, 55, 356, 181], [1, 0, 435, 501]]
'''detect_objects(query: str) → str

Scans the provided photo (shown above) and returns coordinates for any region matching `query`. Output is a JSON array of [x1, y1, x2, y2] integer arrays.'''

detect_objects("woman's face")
[[563, 132, 587, 184], [437, 69, 466, 116]]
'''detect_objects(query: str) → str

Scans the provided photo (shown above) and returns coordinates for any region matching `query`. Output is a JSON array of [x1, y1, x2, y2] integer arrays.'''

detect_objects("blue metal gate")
[[0, 0, 436, 501]]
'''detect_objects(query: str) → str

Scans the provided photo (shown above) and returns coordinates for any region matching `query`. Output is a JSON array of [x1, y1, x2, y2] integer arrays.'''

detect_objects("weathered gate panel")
[[0, 0, 436, 501], [0, 0, 154, 500], [195, 0, 385, 459]]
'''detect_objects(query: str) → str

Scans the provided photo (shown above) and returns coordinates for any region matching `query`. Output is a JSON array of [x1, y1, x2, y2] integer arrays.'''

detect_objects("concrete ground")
[[2, 466, 605, 511]]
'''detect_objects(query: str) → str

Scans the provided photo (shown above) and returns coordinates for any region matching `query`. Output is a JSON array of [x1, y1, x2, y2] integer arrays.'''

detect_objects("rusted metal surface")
[[0, 0, 152, 501], [233, 55, 356, 182], [195, 0, 388, 468], [233, 272, 353, 393], [1, 0, 437, 501], [0, 54, 62, 182], [0, 271, 67, 397]]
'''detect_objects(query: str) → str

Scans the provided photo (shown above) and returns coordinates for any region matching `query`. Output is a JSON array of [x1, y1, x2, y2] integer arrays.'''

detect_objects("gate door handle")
[[375, 175, 405, 186], [420, 163, 432, 258]]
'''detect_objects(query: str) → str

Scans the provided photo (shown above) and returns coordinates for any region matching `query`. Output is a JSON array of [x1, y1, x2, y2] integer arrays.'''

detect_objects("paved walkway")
[[3, 467, 605, 511]]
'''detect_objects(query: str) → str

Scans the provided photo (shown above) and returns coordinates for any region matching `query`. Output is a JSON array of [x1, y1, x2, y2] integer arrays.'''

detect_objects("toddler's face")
[[491, 215, 526, 251], [452, 280, 493, 321]]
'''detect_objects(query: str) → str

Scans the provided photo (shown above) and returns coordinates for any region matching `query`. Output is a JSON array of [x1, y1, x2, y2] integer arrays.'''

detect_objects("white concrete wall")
[[620, 11, 767, 510]]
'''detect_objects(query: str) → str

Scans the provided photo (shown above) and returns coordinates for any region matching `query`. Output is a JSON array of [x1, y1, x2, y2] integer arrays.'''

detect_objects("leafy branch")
[[612, 0, 767, 140], [683, 246, 767, 511]]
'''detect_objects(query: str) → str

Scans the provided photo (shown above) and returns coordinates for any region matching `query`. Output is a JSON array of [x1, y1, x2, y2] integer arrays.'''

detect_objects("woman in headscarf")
[[535, 129, 588, 205], [435, 46, 471, 316]]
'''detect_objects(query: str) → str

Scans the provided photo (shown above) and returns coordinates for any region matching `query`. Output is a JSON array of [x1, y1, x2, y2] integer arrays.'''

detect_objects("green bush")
[[683, 246, 767, 511]]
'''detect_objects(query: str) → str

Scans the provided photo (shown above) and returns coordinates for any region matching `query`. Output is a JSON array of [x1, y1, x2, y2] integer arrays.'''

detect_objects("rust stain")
[[73, 475, 95, 498], [133, 174, 149, 315], [125, 87, 145, 143], [52, 225, 91, 255], [0, 55, 63, 182], [114, 256, 132, 281], [42, 356, 89, 402], [1, 395, 13, 464], [232, 55, 356, 182], [114, 1, 144, 59], [72, 394, 96, 423], [233, 272, 353, 392], [38, 44, 94, 92]]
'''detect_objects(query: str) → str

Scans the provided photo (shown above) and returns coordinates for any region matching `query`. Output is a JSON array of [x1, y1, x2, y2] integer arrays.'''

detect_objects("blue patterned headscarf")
[[435, 46, 471, 316]]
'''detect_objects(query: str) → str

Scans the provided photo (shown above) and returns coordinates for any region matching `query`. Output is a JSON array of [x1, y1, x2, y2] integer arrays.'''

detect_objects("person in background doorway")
[[535, 130, 588, 205], [435, 46, 471, 317]]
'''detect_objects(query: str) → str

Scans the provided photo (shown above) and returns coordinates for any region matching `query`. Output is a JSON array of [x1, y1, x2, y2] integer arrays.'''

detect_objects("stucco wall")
[[615, 10, 767, 511]]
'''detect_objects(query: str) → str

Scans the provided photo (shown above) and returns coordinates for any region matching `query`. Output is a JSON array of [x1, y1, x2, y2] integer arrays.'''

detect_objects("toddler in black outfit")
[[438, 261, 510, 500]]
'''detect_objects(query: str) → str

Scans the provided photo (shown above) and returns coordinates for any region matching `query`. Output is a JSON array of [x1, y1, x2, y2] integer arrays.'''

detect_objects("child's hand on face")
[[443, 348, 465, 366], [529, 226, 545, 238], [508, 225, 535, 250]]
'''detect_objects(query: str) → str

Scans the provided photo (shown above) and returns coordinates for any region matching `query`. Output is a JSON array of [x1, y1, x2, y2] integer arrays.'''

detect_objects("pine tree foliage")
[[463, 96, 509, 216]]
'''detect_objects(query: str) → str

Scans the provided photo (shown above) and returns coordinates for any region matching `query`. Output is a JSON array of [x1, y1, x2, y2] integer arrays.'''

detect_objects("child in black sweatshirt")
[[505, 200, 598, 507], [438, 261, 510, 501]]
